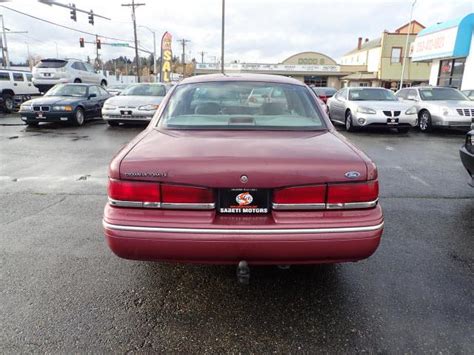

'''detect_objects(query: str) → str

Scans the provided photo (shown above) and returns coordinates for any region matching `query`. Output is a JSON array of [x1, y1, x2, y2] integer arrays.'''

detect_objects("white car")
[[0, 69, 40, 113], [328, 87, 418, 133], [102, 83, 167, 126], [32, 58, 107, 93]]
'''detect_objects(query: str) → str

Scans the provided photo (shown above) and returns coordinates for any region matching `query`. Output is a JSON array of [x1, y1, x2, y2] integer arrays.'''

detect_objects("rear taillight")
[[108, 179, 160, 203], [273, 180, 378, 210], [327, 180, 378, 209], [161, 184, 214, 204], [108, 179, 214, 209], [273, 185, 326, 209]]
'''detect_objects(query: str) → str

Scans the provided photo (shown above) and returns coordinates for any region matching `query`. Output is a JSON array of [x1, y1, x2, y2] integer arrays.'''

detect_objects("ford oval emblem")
[[240, 175, 248, 183], [345, 171, 361, 179]]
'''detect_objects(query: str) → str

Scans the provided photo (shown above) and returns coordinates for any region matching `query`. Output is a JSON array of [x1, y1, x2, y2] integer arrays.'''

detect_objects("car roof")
[[57, 83, 97, 87], [179, 73, 306, 86]]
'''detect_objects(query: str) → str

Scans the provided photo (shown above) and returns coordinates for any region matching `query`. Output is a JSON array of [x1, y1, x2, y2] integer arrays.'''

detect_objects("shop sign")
[[195, 63, 340, 72], [412, 27, 458, 61]]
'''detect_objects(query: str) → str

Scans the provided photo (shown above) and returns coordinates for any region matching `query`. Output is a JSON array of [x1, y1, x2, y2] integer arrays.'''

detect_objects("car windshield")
[[159, 81, 326, 131], [419, 88, 468, 101], [122, 84, 166, 96], [45, 84, 87, 97], [349, 88, 397, 101], [312, 87, 337, 96]]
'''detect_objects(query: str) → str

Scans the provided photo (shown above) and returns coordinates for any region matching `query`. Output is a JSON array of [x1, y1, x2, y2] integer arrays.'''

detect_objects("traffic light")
[[96, 38, 101, 50], [88, 10, 94, 25], [70, 3, 77, 21], [79, 37, 84, 48]]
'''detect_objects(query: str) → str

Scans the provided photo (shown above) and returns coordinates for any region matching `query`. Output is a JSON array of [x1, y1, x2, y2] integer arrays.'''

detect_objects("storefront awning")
[[412, 13, 474, 62]]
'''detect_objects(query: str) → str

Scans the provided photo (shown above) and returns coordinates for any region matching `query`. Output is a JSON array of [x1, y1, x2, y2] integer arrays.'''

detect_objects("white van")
[[0, 70, 40, 113]]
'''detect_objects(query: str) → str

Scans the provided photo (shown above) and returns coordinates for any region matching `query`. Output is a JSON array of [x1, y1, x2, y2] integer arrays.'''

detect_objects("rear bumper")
[[103, 204, 384, 265]]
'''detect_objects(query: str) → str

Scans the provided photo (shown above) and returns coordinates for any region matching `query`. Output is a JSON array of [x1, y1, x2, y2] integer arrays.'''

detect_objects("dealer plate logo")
[[236, 192, 253, 206]]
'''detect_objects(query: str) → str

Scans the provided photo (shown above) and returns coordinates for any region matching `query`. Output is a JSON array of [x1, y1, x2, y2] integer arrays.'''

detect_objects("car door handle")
[[13, 83, 18, 86]]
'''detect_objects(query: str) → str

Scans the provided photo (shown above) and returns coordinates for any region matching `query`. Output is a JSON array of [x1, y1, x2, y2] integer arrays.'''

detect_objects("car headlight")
[[52, 105, 73, 112], [357, 106, 376, 114], [103, 105, 116, 110], [441, 106, 450, 116], [19, 104, 33, 112], [405, 106, 417, 115], [138, 104, 159, 111]]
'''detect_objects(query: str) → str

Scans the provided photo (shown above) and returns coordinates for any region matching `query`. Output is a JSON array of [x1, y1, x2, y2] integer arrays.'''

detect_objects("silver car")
[[396, 87, 474, 132], [102, 83, 167, 126], [327, 87, 418, 133]]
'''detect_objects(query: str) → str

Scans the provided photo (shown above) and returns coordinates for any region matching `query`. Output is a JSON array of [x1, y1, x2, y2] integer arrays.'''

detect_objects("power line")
[[0, 4, 134, 43]]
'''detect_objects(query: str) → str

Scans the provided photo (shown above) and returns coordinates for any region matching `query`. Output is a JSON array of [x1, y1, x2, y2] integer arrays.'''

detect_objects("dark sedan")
[[460, 130, 474, 187], [19, 83, 111, 127]]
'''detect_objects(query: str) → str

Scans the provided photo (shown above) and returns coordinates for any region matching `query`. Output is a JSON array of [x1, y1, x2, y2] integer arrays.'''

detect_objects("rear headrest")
[[194, 102, 220, 115]]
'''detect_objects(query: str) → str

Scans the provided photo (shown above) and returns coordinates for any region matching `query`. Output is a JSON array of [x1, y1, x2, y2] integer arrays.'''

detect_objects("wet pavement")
[[1, 114, 473, 353]]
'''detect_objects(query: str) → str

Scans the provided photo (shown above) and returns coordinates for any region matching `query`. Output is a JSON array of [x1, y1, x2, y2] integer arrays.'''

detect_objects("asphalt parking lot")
[[1, 114, 473, 353]]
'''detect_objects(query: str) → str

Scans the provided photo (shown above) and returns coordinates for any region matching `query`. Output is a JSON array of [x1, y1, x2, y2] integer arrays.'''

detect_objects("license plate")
[[218, 188, 270, 214], [121, 110, 132, 116], [36, 112, 44, 118], [387, 118, 399, 125]]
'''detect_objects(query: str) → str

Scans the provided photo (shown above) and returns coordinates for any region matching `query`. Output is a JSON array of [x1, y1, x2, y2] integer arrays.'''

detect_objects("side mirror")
[[88, 93, 97, 99]]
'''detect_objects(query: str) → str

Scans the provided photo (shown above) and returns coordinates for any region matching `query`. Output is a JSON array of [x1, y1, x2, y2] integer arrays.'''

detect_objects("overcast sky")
[[1, 0, 473, 65]]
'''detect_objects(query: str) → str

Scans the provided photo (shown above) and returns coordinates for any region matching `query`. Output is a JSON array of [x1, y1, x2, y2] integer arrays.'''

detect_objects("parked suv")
[[32, 58, 107, 93], [396, 86, 474, 132], [0, 69, 40, 113]]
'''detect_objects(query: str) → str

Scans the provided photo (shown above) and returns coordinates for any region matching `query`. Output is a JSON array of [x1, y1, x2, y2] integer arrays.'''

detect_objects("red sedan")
[[103, 74, 383, 268]]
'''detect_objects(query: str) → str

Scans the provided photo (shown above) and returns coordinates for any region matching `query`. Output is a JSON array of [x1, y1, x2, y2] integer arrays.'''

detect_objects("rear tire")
[[345, 110, 357, 132], [100, 80, 107, 88], [3, 93, 14, 113], [71, 107, 85, 126], [418, 110, 433, 132], [74, 78, 82, 83], [107, 120, 119, 127]]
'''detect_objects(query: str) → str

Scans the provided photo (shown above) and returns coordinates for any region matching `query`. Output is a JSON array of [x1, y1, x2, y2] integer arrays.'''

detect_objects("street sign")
[[109, 43, 129, 47]]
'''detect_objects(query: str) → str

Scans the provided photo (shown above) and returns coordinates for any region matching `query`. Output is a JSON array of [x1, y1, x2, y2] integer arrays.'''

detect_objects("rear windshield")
[[36, 60, 67, 69], [312, 87, 337, 96], [349, 88, 397, 101], [122, 84, 166, 96], [419, 88, 468, 101], [159, 81, 326, 131]]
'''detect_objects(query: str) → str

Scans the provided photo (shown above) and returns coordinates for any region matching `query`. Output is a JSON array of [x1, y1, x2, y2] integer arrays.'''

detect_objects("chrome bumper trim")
[[272, 199, 378, 211], [103, 221, 384, 235], [108, 198, 214, 210]]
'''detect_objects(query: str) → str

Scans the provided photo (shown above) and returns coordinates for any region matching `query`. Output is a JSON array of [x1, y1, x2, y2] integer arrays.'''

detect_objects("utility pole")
[[95, 34, 99, 69], [400, 0, 416, 89], [0, 15, 9, 68], [122, 0, 145, 82], [221, 0, 225, 73], [178, 39, 190, 78], [199, 51, 206, 64]]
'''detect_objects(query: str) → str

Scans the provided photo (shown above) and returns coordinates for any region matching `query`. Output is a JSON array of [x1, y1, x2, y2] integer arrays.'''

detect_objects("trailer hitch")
[[236, 260, 250, 285]]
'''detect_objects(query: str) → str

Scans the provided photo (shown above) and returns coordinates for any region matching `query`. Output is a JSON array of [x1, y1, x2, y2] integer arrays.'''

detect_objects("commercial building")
[[194, 52, 363, 89], [340, 21, 431, 89], [411, 13, 474, 90]]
